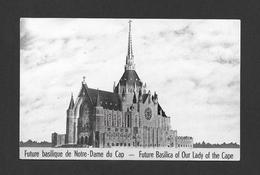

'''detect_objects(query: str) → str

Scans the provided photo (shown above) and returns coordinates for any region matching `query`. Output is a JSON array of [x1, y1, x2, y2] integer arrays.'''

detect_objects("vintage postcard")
[[20, 18, 240, 160]]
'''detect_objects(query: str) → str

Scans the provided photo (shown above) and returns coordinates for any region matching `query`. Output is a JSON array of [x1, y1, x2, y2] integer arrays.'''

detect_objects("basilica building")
[[52, 21, 193, 148]]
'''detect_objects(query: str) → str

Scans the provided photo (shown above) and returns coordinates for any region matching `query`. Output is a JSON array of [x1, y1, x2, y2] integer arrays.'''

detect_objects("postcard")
[[20, 18, 240, 160]]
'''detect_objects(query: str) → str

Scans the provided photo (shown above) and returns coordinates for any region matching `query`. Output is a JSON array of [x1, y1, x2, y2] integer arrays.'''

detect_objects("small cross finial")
[[82, 76, 86, 84]]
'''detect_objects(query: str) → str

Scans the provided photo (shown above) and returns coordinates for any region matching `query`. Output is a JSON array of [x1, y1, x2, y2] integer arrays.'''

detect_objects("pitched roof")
[[158, 103, 167, 117], [118, 70, 142, 86], [80, 84, 122, 111]]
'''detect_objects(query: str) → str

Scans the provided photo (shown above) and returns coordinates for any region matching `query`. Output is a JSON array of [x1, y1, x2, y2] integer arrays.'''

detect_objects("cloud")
[[214, 57, 240, 66], [174, 25, 194, 36], [20, 19, 34, 50]]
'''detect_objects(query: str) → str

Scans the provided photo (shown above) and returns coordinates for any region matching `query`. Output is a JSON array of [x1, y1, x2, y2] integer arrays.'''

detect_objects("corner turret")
[[66, 93, 75, 145], [68, 93, 74, 110]]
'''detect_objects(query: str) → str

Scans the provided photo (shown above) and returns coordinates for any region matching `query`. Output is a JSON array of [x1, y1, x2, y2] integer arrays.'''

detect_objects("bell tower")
[[66, 93, 75, 144], [116, 20, 143, 107]]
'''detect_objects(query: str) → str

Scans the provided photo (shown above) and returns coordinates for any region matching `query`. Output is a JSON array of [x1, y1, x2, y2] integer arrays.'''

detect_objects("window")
[[124, 143, 126, 146], [107, 143, 110, 146], [116, 143, 119, 146], [85, 136, 88, 145], [108, 114, 112, 126], [81, 137, 84, 145], [117, 115, 121, 127], [112, 114, 116, 126], [128, 143, 130, 147], [127, 115, 130, 127], [112, 143, 114, 146]]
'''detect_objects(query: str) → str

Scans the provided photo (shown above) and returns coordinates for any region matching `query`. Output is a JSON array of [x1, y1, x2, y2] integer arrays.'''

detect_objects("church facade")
[[52, 21, 193, 148]]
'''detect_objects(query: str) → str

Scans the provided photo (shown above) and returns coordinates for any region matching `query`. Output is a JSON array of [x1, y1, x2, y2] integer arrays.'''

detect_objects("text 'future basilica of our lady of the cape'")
[[52, 21, 193, 148]]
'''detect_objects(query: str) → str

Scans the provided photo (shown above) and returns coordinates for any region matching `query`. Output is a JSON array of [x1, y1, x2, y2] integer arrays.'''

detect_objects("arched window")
[[80, 103, 90, 129], [81, 137, 84, 145], [85, 136, 88, 145]]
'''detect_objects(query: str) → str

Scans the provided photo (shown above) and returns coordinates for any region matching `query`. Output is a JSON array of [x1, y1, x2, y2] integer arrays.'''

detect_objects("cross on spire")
[[82, 76, 86, 84]]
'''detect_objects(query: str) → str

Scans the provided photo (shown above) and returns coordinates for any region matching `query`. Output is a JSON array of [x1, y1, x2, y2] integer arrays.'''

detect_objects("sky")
[[20, 18, 240, 144]]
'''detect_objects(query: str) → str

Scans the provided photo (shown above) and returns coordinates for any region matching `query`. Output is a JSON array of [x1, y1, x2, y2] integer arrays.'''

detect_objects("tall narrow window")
[[108, 114, 112, 126], [127, 115, 130, 127], [112, 113, 116, 127], [85, 136, 88, 145], [125, 115, 127, 127], [117, 115, 121, 127], [104, 114, 107, 126], [81, 137, 84, 145]]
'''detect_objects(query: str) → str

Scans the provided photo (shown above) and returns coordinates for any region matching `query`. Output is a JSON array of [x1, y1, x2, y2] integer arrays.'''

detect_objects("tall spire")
[[127, 20, 133, 58], [125, 20, 135, 71]]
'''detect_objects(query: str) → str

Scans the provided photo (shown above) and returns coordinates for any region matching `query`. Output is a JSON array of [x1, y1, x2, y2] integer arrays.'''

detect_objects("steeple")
[[125, 20, 135, 71], [68, 93, 74, 109], [127, 20, 133, 59]]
